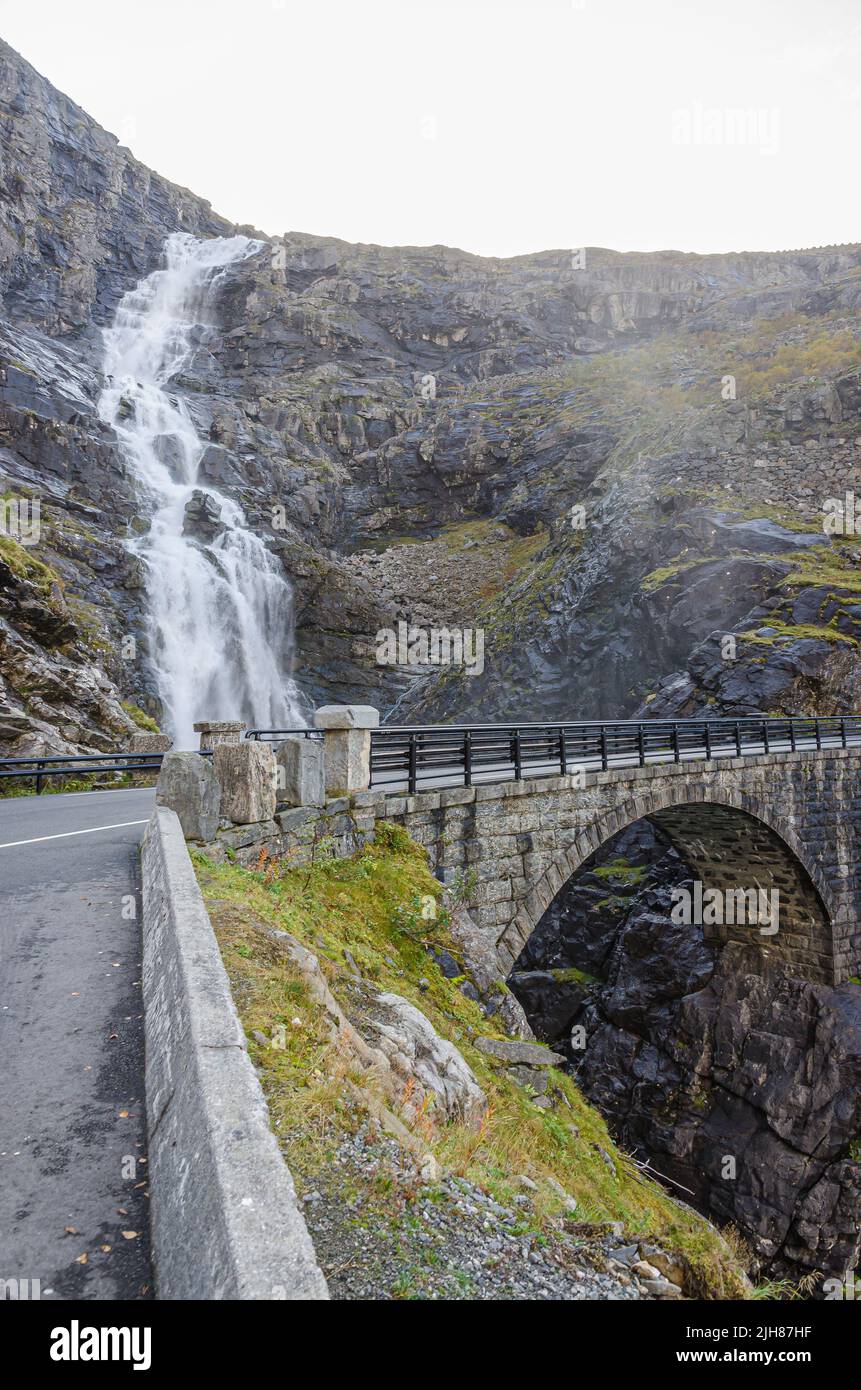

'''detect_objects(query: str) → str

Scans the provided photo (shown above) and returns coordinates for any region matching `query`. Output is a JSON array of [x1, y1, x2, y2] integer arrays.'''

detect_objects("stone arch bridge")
[[173, 719, 861, 988], [353, 748, 861, 986]]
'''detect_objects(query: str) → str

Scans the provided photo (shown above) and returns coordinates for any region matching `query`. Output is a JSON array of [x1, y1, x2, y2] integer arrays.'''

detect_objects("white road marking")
[[0, 820, 150, 850], [44, 787, 155, 801]]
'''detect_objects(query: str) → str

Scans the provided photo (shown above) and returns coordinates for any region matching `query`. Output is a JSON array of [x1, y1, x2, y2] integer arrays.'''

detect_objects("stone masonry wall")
[[200, 747, 861, 987]]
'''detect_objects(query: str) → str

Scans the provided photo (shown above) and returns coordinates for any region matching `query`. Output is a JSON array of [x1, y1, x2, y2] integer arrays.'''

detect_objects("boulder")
[[155, 751, 221, 842], [271, 930, 487, 1131], [474, 1036, 562, 1067], [447, 904, 532, 1038], [212, 741, 277, 825], [128, 732, 172, 754], [368, 993, 487, 1128]]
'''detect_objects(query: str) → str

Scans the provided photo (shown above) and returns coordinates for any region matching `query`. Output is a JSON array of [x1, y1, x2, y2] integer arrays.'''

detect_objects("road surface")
[[0, 787, 154, 1300]]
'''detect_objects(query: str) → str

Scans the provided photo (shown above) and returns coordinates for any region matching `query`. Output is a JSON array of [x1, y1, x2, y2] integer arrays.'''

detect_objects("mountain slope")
[[1, 38, 861, 754]]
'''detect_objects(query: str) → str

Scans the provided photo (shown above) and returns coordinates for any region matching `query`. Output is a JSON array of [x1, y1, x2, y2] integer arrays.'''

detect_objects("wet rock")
[[508, 969, 590, 1040], [182, 489, 224, 541]]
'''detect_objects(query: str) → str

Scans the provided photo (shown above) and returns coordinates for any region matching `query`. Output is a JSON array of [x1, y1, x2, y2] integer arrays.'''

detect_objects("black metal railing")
[[367, 715, 861, 794], [0, 751, 167, 795], [0, 748, 213, 795], [245, 728, 322, 742], [7, 715, 855, 798]]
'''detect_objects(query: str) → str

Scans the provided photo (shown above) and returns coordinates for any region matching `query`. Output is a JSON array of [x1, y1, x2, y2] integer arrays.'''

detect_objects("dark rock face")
[[3, 35, 861, 754], [510, 823, 861, 1284], [0, 41, 231, 333]]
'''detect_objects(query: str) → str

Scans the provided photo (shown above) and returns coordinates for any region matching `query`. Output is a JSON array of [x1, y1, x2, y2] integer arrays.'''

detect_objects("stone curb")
[[141, 806, 328, 1301]]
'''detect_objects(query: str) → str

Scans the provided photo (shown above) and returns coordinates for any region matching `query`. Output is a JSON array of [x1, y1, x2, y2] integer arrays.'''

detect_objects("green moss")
[[592, 857, 648, 885], [193, 826, 751, 1299], [0, 534, 60, 596], [640, 554, 707, 592], [740, 622, 857, 647], [550, 966, 600, 987], [121, 700, 160, 732], [780, 544, 861, 598], [713, 499, 823, 533]]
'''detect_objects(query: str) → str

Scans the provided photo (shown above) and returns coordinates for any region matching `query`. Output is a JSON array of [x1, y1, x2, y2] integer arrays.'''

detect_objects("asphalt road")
[[0, 787, 155, 1300]]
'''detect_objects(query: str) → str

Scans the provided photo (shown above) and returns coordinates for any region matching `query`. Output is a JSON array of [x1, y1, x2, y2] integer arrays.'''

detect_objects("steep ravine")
[[509, 822, 861, 1288]]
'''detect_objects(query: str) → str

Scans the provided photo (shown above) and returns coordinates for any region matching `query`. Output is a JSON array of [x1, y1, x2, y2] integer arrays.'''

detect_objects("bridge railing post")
[[841, 718, 847, 749], [790, 718, 797, 752], [194, 720, 246, 751], [464, 730, 472, 786], [600, 725, 609, 771], [762, 718, 770, 754], [513, 728, 522, 781], [637, 724, 645, 766], [407, 732, 418, 794], [313, 705, 379, 795], [815, 719, 822, 751], [559, 726, 567, 774], [704, 721, 712, 760], [672, 724, 680, 764]]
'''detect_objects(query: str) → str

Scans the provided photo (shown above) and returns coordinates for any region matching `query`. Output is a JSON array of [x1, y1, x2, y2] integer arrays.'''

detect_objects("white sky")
[[1, 0, 859, 258]]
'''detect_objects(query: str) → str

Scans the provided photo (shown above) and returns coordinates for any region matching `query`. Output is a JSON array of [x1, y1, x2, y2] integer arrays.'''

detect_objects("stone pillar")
[[313, 705, 379, 796], [212, 742, 277, 825], [194, 720, 246, 751], [275, 737, 325, 807], [156, 751, 222, 843]]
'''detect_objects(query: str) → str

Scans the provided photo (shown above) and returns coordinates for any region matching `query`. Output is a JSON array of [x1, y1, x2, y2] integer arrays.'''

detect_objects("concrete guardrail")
[[141, 805, 328, 1300]]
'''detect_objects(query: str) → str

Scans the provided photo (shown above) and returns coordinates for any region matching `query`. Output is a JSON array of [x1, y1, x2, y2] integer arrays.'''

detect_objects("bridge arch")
[[503, 779, 837, 984]]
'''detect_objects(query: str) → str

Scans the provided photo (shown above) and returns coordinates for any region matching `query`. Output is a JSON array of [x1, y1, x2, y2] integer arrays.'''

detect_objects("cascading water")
[[98, 232, 304, 747]]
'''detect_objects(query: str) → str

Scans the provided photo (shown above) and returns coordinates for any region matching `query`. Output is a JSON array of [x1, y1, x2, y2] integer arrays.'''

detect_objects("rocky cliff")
[[511, 823, 861, 1285], [2, 38, 861, 752]]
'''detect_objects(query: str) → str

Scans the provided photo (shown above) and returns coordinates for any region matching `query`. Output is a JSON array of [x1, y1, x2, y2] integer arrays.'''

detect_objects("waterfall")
[[98, 232, 304, 748]]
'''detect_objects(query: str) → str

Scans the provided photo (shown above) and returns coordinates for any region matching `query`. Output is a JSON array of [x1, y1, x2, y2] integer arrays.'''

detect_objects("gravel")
[[298, 1118, 653, 1301]]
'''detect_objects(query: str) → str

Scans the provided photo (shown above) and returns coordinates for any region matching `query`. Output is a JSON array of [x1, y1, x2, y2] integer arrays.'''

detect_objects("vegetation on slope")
[[193, 824, 752, 1299]]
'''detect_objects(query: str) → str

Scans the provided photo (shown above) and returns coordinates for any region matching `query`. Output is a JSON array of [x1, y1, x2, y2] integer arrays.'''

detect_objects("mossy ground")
[[740, 622, 857, 647], [193, 824, 752, 1299], [0, 533, 61, 597]]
